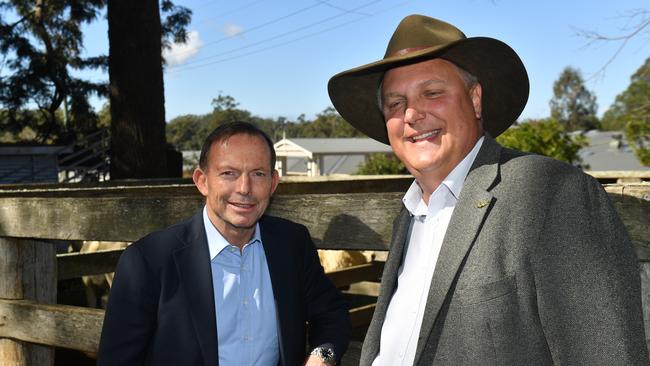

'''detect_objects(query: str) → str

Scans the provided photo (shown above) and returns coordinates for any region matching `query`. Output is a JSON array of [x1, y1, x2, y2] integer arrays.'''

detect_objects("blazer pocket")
[[457, 275, 517, 306]]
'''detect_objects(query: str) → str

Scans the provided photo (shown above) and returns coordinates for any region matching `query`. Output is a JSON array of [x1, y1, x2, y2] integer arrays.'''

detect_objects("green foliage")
[[166, 114, 204, 150], [0, 0, 107, 143], [166, 95, 367, 150], [624, 119, 650, 166], [0, 0, 191, 144], [601, 58, 649, 166], [496, 118, 589, 166], [356, 153, 408, 175], [602, 58, 650, 131], [549, 67, 599, 131], [295, 107, 365, 138]]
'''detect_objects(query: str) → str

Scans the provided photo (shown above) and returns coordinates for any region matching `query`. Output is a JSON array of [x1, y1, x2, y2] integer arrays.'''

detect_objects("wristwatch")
[[310, 345, 336, 365]]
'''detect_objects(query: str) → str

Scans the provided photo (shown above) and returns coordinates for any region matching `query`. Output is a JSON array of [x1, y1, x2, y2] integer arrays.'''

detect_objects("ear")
[[270, 169, 280, 195], [193, 168, 209, 197], [470, 83, 483, 120]]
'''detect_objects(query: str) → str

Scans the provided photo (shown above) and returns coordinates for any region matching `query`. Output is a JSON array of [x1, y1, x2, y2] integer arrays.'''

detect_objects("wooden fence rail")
[[0, 177, 648, 365]]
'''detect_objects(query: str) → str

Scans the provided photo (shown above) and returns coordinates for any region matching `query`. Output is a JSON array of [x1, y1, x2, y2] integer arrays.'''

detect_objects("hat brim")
[[328, 37, 529, 144]]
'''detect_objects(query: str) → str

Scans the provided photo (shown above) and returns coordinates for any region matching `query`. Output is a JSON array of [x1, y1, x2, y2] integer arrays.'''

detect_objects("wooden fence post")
[[0, 238, 56, 366]]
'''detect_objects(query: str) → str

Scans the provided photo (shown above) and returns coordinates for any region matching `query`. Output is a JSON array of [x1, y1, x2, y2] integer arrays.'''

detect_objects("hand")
[[304, 354, 334, 366]]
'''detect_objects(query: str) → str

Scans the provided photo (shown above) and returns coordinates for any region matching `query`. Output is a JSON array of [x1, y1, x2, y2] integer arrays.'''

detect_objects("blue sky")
[[80, 0, 649, 123]]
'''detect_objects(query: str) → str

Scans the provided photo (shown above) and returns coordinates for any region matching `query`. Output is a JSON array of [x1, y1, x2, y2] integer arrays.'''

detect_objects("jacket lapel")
[[172, 210, 219, 366], [414, 136, 502, 365], [258, 218, 289, 366], [359, 206, 412, 366]]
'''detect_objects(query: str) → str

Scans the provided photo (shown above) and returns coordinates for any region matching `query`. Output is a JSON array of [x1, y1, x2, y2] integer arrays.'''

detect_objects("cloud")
[[223, 23, 244, 37], [163, 31, 202, 66]]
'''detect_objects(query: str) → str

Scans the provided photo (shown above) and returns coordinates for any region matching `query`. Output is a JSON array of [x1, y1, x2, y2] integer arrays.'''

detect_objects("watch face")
[[320, 348, 334, 358], [313, 347, 335, 363]]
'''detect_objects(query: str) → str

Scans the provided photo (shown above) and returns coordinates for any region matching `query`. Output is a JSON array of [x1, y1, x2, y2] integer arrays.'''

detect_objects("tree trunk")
[[108, 0, 168, 179]]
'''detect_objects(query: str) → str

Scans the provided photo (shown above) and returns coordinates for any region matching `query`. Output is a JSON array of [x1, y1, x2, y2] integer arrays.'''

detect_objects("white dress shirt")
[[373, 136, 484, 366]]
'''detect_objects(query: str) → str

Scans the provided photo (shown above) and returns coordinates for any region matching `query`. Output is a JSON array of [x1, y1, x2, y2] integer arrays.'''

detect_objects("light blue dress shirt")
[[202, 207, 279, 366]]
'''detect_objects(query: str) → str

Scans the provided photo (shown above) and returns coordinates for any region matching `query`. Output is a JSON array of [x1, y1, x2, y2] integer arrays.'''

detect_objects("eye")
[[220, 170, 237, 178], [252, 171, 267, 178], [384, 99, 403, 111], [424, 89, 442, 98]]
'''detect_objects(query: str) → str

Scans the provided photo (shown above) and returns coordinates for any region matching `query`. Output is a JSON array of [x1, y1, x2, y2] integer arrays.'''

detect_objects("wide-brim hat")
[[328, 14, 529, 144]]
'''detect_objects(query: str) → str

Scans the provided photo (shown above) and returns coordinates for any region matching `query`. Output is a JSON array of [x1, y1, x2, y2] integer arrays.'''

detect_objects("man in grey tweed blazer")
[[328, 14, 648, 365]]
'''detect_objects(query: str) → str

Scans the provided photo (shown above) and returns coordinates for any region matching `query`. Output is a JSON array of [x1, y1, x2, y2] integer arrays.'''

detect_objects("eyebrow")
[[382, 78, 446, 100]]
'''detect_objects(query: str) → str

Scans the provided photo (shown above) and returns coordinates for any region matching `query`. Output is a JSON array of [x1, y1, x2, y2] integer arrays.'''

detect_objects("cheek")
[[385, 119, 403, 140]]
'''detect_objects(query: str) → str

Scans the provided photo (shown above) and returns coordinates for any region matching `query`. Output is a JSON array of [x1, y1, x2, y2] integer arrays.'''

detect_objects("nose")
[[403, 105, 425, 124], [236, 174, 251, 195]]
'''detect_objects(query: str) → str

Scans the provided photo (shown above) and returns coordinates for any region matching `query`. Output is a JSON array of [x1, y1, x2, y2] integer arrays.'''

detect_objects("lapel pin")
[[476, 200, 490, 208]]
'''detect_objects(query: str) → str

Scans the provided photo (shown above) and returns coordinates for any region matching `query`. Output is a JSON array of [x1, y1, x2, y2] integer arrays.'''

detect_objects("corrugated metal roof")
[[276, 138, 392, 155], [579, 130, 649, 171]]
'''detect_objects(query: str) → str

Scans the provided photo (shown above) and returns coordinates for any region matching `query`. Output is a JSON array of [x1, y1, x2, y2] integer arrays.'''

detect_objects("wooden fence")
[[0, 176, 648, 365]]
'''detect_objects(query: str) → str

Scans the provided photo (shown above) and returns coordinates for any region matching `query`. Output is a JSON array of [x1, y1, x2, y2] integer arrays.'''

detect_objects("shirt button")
[[243, 300, 248, 305], [243, 336, 251, 341]]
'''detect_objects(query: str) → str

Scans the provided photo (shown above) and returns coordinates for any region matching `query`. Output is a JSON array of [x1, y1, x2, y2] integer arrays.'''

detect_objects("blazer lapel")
[[258, 219, 289, 366], [359, 206, 412, 366], [414, 136, 502, 365], [172, 210, 219, 366]]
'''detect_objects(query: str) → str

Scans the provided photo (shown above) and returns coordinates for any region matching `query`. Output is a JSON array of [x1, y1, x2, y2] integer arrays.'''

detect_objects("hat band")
[[389, 46, 428, 57]]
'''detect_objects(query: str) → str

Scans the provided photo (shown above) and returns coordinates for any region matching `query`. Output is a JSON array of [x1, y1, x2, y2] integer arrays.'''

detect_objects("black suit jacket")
[[97, 210, 351, 366]]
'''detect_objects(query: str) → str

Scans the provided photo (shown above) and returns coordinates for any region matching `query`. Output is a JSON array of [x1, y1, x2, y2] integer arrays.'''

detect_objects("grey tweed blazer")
[[360, 135, 649, 365]]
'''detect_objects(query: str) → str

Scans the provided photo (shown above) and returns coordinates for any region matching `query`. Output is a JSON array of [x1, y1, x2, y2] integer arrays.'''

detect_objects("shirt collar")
[[403, 136, 485, 215], [202, 206, 262, 260]]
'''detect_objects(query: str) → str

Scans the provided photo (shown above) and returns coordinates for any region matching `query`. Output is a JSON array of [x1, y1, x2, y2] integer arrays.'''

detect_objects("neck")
[[206, 211, 255, 250], [414, 175, 443, 205], [220, 226, 254, 250]]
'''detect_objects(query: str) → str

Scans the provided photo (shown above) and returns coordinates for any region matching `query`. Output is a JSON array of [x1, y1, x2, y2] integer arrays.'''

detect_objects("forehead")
[[383, 58, 461, 87], [209, 134, 271, 163]]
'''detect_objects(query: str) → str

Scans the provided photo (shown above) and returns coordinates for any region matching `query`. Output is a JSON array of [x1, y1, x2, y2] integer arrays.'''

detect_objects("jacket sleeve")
[[97, 243, 159, 366], [533, 172, 649, 365], [299, 224, 352, 364]]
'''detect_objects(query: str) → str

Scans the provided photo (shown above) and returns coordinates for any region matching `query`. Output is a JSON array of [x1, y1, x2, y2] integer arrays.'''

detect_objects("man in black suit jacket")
[[97, 122, 350, 366]]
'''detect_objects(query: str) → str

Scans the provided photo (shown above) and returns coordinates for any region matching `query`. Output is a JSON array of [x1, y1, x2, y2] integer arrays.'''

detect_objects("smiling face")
[[381, 58, 483, 198], [193, 133, 279, 247]]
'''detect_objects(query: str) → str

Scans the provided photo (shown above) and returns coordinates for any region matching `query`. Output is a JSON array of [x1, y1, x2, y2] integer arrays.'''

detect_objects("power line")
[[175, 0, 381, 68], [172, 1, 325, 59], [169, 1, 410, 73]]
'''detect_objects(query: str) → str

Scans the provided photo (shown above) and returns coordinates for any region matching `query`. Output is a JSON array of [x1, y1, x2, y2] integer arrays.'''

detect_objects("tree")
[[167, 114, 203, 150], [624, 119, 650, 166], [601, 58, 650, 166], [298, 107, 365, 138], [496, 118, 589, 167], [356, 153, 408, 175], [0, 0, 190, 178], [576, 9, 649, 77], [108, 0, 190, 179], [0, 0, 107, 143], [549, 67, 599, 131]]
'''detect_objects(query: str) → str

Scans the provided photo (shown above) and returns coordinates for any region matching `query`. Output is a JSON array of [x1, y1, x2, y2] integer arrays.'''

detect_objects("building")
[[579, 130, 649, 171], [0, 144, 72, 184], [273, 138, 394, 176]]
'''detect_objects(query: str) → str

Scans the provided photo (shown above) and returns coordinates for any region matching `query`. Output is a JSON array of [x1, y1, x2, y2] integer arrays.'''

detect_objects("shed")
[[274, 138, 394, 176], [0, 145, 72, 184]]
